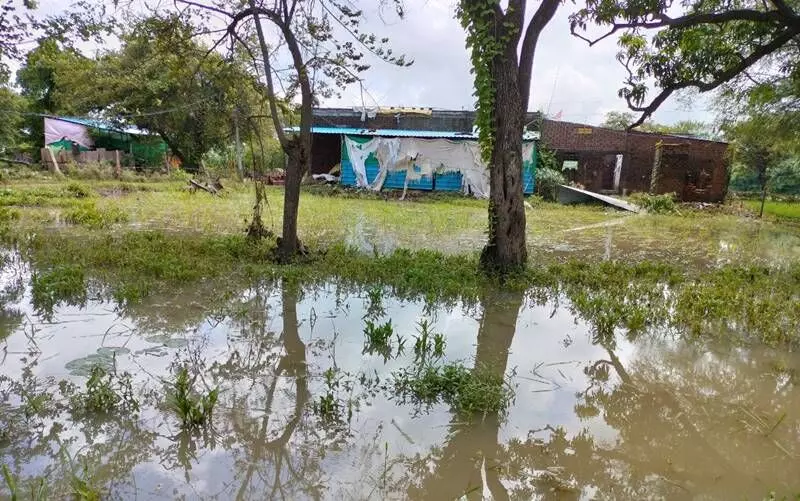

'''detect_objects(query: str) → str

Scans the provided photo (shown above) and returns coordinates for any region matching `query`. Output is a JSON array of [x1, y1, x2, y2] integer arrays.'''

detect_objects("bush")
[[63, 202, 129, 229], [630, 192, 678, 214]]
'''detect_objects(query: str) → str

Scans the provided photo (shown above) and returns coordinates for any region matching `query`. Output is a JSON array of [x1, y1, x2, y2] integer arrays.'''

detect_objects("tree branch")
[[574, 8, 788, 46], [247, 0, 290, 149], [174, 0, 233, 18], [626, 27, 800, 129], [518, 0, 560, 111]]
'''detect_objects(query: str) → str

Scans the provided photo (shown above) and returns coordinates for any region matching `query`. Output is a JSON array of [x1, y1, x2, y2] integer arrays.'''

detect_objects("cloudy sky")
[[29, 0, 714, 126], [323, 0, 715, 126]]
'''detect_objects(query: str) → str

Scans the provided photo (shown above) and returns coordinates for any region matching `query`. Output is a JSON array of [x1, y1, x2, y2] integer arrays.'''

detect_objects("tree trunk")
[[279, 136, 310, 259], [480, 46, 527, 274]]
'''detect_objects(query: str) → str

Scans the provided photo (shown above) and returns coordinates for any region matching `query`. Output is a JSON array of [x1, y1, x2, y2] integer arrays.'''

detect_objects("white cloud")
[[324, 0, 715, 126]]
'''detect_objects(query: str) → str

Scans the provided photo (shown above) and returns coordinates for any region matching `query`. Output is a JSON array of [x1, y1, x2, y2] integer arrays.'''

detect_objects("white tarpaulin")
[[344, 136, 535, 198], [44, 118, 94, 149]]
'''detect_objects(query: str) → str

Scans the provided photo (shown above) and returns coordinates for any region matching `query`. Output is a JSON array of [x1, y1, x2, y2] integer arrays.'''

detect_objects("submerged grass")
[[16, 228, 800, 347], [393, 362, 514, 417]]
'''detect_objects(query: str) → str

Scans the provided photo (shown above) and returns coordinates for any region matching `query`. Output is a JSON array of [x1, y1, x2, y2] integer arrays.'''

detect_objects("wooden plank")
[[557, 185, 640, 213]]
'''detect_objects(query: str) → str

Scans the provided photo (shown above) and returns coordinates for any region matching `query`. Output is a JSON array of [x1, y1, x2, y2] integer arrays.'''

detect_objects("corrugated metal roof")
[[285, 126, 479, 139], [285, 126, 540, 140], [51, 116, 149, 136]]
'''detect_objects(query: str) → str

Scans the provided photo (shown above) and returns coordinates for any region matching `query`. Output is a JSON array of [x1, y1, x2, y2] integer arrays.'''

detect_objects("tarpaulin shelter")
[[44, 116, 167, 167], [289, 126, 538, 198]]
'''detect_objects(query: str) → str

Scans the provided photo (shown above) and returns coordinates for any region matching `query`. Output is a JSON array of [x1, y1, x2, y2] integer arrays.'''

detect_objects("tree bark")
[[480, 43, 528, 274]]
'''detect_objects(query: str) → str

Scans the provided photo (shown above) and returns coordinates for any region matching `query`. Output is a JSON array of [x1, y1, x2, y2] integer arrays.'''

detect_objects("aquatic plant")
[[167, 367, 219, 431], [364, 285, 385, 319], [363, 320, 395, 361], [62, 364, 139, 416], [393, 362, 514, 417], [2, 464, 49, 501], [30, 265, 87, 318], [413, 319, 446, 362]]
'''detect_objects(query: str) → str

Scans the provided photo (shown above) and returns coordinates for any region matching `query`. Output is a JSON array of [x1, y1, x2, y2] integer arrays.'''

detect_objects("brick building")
[[540, 119, 730, 202], [308, 108, 730, 202]]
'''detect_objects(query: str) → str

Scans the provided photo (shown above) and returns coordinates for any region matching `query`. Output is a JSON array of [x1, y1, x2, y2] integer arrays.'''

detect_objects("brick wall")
[[541, 119, 626, 153], [541, 119, 730, 202]]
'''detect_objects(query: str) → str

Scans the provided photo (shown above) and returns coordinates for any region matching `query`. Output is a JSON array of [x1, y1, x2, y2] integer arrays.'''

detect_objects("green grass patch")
[[30, 265, 87, 317], [393, 362, 514, 417], [745, 200, 800, 221], [63, 202, 129, 229]]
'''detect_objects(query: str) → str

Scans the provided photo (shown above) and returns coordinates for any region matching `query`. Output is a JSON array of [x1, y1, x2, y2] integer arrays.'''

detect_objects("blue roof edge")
[[284, 126, 540, 140]]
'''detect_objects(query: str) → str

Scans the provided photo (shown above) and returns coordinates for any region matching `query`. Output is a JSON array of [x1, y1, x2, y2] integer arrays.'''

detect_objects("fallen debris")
[[557, 185, 640, 213], [188, 178, 224, 195]]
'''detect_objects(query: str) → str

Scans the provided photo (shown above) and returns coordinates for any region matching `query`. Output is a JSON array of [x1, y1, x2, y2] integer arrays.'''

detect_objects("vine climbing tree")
[[457, 0, 560, 274]]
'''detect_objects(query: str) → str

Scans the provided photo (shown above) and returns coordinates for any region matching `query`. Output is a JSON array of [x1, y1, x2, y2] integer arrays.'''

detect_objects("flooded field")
[[2, 252, 799, 500]]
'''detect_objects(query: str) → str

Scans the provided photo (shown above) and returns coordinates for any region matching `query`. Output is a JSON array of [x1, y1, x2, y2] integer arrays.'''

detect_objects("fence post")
[[114, 150, 122, 179]]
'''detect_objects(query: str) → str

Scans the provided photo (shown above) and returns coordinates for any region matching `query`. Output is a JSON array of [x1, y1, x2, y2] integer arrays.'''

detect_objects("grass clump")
[[413, 319, 446, 362], [31, 265, 86, 317], [630, 192, 678, 214], [63, 202, 129, 229], [61, 364, 139, 416], [64, 181, 94, 199], [393, 362, 513, 417], [2, 464, 49, 501], [167, 367, 219, 431]]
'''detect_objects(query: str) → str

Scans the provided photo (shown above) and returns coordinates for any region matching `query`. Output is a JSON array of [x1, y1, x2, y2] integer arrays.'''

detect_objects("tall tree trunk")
[[480, 45, 527, 274]]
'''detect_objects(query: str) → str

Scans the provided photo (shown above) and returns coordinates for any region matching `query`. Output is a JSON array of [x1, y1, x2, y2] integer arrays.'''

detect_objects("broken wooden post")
[[44, 147, 63, 176], [649, 141, 663, 194], [114, 150, 122, 179]]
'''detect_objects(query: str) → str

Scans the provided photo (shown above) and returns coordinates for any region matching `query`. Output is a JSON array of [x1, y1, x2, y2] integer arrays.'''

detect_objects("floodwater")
[[1, 256, 799, 500], [344, 210, 800, 268]]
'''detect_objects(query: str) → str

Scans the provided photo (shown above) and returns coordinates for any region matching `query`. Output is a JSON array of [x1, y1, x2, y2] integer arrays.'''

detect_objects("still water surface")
[[1, 255, 798, 500]]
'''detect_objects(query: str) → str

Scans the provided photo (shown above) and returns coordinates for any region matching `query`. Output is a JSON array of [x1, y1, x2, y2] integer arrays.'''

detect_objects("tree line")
[[1, 0, 798, 271]]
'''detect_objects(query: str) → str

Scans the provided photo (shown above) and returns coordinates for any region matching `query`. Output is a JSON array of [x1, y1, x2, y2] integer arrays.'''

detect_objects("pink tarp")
[[44, 118, 94, 149]]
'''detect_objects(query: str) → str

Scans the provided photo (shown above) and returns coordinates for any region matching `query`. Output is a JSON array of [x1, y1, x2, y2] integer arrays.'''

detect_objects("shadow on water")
[[2, 251, 800, 499]]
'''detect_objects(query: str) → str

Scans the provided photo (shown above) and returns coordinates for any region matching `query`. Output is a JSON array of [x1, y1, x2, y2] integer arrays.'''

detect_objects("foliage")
[[62, 365, 140, 416], [629, 192, 677, 214], [600, 111, 635, 130], [455, 2, 510, 162], [412, 319, 446, 363], [535, 143, 566, 201], [571, 0, 800, 127], [63, 202, 129, 229], [362, 319, 395, 361], [73, 15, 256, 170], [0, 0, 112, 83], [0, 85, 26, 153], [393, 362, 514, 417], [167, 367, 219, 431], [30, 265, 86, 317]]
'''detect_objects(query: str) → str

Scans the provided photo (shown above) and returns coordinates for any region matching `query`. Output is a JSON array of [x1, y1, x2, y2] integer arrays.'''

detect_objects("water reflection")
[[408, 291, 523, 501], [1, 256, 799, 499]]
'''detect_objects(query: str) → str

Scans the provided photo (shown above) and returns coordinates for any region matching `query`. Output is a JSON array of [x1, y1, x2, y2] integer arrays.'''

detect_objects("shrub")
[[630, 192, 678, 214]]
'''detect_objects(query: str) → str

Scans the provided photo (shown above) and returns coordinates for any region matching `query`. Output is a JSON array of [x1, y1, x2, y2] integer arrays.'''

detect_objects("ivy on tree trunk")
[[458, 0, 560, 274]]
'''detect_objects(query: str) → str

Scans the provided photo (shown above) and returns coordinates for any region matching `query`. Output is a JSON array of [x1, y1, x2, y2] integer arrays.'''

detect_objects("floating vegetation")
[[167, 367, 219, 431], [61, 363, 139, 416], [393, 362, 514, 417], [413, 319, 446, 363]]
